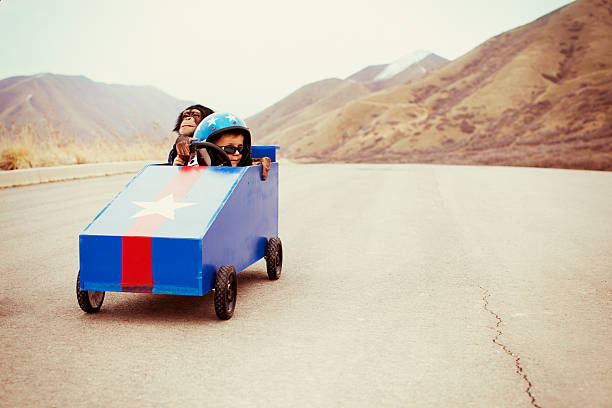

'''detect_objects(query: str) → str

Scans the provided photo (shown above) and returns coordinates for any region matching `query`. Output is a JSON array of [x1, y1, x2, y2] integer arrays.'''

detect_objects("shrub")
[[0, 122, 172, 170], [0, 145, 35, 170]]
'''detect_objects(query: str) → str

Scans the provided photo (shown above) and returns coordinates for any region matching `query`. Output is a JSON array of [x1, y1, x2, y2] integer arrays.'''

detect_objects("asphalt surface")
[[0, 163, 611, 407]]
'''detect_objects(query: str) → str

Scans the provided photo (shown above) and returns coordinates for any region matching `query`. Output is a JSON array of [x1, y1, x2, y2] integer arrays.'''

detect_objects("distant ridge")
[[346, 65, 387, 83], [247, 51, 448, 140], [371, 53, 450, 91], [0, 73, 192, 141], [373, 50, 432, 81], [254, 0, 612, 171]]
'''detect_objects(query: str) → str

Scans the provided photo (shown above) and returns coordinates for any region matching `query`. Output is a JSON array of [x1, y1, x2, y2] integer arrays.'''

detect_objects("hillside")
[[257, 0, 612, 170], [247, 52, 448, 139], [0, 73, 191, 142], [246, 78, 372, 139]]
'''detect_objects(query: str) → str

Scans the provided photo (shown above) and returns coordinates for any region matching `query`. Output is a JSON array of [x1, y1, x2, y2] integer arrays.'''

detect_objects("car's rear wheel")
[[265, 237, 283, 280], [76, 271, 105, 313], [214, 265, 237, 320]]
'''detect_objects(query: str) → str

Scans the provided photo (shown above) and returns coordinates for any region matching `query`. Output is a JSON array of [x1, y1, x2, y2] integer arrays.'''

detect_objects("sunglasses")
[[220, 145, 245, 155]]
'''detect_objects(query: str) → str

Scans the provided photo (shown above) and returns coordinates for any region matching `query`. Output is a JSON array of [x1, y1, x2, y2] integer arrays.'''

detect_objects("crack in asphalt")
[[480, 287, 542, 408]]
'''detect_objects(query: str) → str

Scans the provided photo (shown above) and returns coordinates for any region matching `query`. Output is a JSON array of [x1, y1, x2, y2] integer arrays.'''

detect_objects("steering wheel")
[[190, 141, 232, 167]]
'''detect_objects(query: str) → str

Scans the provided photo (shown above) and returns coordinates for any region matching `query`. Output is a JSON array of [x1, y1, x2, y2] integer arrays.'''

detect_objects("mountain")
[[0, 73, 192, 141], [246, 79, 372, 140], [247, 52, 448, 139], [374, 50, 432, 80], [255, 0, 612, 170], [371, 53, 450, 91], [345, 65, 387, 83]]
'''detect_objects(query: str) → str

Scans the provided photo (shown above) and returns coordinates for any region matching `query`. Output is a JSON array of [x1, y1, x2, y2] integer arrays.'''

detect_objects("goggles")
[[220, 145, 245, 155]]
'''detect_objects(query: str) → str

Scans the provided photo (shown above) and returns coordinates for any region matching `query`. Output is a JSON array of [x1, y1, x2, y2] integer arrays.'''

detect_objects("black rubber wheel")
[[76, 271, 105, 313], [214, 265, 237, 320], [265, 237, 283, 280]]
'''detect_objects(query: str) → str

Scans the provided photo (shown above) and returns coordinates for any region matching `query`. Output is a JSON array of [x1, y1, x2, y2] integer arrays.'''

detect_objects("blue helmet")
[[193, 112, 251, 143], [192, 112, 252, 167]]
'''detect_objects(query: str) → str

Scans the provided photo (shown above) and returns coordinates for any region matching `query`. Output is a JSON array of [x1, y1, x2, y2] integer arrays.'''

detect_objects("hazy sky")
[[0, 0, 574, 118]]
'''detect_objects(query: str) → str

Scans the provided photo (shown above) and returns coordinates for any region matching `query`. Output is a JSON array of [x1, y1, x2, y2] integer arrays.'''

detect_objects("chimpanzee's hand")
[[175, 135, 197, 157], [173, 156, 186, 166], [252, 157, 271, 181]]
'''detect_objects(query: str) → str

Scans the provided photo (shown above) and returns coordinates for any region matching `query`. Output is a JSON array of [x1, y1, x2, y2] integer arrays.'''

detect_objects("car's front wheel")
[[214, 265, 237, 320], [265, 237, 283, 280], [76, 271, 105, 313]]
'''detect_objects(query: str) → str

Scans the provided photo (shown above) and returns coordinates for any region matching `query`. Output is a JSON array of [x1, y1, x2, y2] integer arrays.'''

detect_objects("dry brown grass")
[[0, 123, 174, 170]]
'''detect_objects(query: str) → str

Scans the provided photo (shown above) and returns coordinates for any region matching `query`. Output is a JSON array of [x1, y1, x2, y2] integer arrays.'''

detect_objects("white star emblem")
[[206, 117, 217, 126], [132, 194, 196, 220], [225, 114, 237, 123]]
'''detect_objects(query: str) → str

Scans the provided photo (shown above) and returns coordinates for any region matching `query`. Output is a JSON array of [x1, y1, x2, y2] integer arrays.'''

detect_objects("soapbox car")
[[76, 146, 282, 320]]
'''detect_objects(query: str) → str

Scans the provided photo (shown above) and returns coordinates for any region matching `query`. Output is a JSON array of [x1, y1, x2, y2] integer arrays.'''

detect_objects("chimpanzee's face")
[[179, 109, 203, 135]]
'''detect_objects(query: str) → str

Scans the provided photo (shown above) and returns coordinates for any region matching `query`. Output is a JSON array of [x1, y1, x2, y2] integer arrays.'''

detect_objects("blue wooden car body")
[[78, 146, 279, 297]]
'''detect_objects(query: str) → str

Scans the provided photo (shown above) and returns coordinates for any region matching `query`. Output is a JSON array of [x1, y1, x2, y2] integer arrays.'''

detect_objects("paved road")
[[1, 164, 611, 407]]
